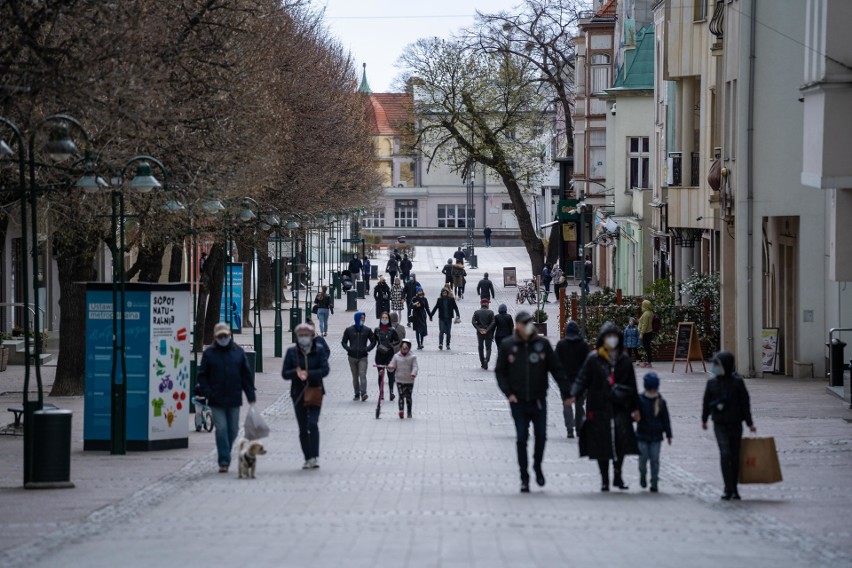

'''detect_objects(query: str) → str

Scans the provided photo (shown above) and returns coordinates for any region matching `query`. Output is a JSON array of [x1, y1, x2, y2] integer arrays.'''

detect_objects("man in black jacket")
[[494, 304, 514, 357], [402, 274, 421, 326], [555, 320, 589, 438], [702, 351, 756, 500], [348, 254, 363, 282], [477, 273, 495, 301], [495, 311, 570, 493], [341, 312, 377, 401], [441, 259, 454, 286], [472, 298, 497, 369], [400, 255, 413, 283], [453, 246, 466, 264]]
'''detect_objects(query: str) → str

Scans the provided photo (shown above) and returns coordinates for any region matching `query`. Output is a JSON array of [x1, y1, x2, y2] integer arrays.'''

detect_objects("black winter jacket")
[[472, 308, 496, 337], [494, 313, 514, 341], [556, 335, 590, 382], [400, 259, 412, 275], [430, 296, 460, 320], [403, 279, 421, 303], [341, 325, 377, 359], [636, 393, 672, 442], [197, 341, 256, 408], [495, 332, 569, 402], [348, 257, 363, 275], [282, 342, 330, 400], [373, 325, 400, 365], [477, 278, 495, 300]]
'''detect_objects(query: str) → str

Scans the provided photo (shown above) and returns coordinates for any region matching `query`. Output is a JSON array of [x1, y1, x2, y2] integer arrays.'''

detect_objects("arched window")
[[590, 54, 611, 94]]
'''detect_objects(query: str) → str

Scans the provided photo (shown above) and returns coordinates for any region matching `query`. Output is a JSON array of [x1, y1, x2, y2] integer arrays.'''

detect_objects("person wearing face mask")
[[342, 312, 377, 401], [374, 312, 401, 400], [410, 287, 431, 349], [388, 339, 419, 418], [702, 352, 756, 500], [430, 287, 460, 350], [494, 304, 514, 357], [494, 311, 571, 493], [282, 323, 330, 470], [567, 322, 641, 492], [373, 276, 391, 320], [197, 322, 256, 473]]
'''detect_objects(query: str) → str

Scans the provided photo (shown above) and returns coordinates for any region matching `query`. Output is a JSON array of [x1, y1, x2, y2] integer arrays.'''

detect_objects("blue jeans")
[[438, 318, 453, 346], [293, 402, 321, 460], [316, 308, 330, 334], [638, 440, 662, 486], [211, 405, 240, 466], [582, 277, 590, 295], [510, 400, 547, 483]]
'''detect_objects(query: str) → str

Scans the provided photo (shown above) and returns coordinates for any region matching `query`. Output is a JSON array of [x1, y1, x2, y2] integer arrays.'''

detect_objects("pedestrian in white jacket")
[[388, 339, 419, 419]]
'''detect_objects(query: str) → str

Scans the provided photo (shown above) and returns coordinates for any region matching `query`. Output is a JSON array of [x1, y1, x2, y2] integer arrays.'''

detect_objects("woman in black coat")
[[409, 287, 431, 349], [569, 321, 641, 491], [373, 276, 391, 320]]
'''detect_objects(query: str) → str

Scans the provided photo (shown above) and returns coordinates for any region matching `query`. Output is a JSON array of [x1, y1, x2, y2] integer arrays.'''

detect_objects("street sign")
[[267, 237, 290, 259], [558, 199, 579, 221], [342, 238, 364, 243]]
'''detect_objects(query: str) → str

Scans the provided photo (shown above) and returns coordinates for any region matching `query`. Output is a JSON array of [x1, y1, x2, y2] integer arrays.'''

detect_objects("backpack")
[[652, 314, 662, 333]]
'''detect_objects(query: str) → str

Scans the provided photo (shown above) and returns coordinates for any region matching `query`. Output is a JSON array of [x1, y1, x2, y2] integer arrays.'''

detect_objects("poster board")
[[671, 322, 707, 373], [220, 262, 244, 333], [503, 267, 517, 287], [760, 328, 781, 373], [85, 283, 191, 451]]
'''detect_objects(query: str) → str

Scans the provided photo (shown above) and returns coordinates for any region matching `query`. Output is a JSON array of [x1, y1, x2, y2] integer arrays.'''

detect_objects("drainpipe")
[[746, 0, 757, 376]]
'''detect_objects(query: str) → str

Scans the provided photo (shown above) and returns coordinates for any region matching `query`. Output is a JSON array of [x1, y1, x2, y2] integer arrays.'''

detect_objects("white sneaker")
[[310, 458, 320, 469], [302, 460, 311, 470]]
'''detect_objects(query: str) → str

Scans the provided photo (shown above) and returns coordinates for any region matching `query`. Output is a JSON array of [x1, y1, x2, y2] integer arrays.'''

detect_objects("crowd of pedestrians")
[[199, 245, 756, 505]]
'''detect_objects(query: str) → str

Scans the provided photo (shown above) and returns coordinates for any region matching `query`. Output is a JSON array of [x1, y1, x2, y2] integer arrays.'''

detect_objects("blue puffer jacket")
[[623, 324, 641, 349], [282, 342, 330, 400], [197, 340, 256, 408]]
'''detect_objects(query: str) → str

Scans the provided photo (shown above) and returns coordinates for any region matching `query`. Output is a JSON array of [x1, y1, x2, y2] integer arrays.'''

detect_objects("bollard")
[[347, 289, 358, 311], [829, 338, 847, 387], [289, 307, 301, 343], [371, 265, 378, 279], [356, 280, 365, 299]]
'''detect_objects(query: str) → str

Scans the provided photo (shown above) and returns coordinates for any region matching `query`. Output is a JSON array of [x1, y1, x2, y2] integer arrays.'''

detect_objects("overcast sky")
[[322, 0, 523, 93]]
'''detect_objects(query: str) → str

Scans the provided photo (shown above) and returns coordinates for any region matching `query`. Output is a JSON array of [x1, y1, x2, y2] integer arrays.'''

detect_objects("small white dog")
[[238, 439, 267, 479]]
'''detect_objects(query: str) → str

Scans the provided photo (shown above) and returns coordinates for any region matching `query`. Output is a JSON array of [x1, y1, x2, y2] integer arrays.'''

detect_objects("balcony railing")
[[691, 153, 700, 187]]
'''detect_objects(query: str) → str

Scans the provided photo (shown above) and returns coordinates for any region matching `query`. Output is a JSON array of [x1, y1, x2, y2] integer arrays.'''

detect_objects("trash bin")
[[243, 350, 256, 382], [331, 271, 342, 299], [469, 254, 478, 269], [356, 280, 365, 299], [347, 289, 358, 311], [29, 408, 74, 488], [830, 338, 846, 387], [371, 265, 378, 279]]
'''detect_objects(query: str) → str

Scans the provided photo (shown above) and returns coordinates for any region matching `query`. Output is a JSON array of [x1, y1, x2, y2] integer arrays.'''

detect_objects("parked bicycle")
[[516, 279, 539, 304]]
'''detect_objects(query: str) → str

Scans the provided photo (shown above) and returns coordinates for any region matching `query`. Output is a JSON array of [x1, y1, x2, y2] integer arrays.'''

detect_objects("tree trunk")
[[201, 243, 226, 346], [546, 222, 560, 266], [51, 237, 99, 396], [257, 247, 273, 309], [167, 242, 183, 282], [236, 241, 253, 327], [0, 214, 8, 331], [494, 165, 545, 276], [136, 240, 166, 282]]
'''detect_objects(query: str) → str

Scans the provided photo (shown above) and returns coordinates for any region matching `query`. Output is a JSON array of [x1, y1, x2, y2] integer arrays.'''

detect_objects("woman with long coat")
[[373, 276, 391, 320], [570, 321, 641, 491], [409, 287, 431, 349]]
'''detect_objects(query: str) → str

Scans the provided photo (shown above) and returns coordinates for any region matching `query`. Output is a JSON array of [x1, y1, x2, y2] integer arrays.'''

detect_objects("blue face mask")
[[711, 364, 722, 376]]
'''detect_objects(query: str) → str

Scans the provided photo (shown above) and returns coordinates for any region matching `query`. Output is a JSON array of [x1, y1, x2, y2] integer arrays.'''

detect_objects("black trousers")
[[477, 333, 494, 364], [642, 332, 654, 364], [598, 456, 625, 486], [714, 422, 743, 494], [511, 400, 547, 483]]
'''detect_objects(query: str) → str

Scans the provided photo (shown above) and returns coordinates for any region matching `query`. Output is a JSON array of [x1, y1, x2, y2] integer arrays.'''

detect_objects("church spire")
[[358, 62, 372, 94]]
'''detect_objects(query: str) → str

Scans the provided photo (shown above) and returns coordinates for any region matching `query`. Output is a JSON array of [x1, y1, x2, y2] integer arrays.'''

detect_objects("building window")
[[394, 203, 418, 227], [437, 204, 474, 228], [590, 54, 611, 94], [694, 0, 708, 21], [361, 209, 385, 228], [627, 136, 650, 190], [589, 129, 606, 179]]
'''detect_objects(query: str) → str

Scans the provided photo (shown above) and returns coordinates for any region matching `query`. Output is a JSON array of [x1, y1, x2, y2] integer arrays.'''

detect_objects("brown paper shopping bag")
[[739, 437, 783, 484]]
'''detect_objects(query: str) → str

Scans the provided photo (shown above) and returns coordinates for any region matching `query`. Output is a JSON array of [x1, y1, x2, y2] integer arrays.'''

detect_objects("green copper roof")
[[358, 63, 372, 94], [612, 26, 654, 91]]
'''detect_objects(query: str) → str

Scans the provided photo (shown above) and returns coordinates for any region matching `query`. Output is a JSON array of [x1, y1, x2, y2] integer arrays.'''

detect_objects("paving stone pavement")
[[1, 246, 851, 568]]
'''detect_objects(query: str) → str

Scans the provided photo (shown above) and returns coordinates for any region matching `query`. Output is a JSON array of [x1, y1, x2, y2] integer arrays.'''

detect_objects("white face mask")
[[604, 336, 619, 349], [525, 322, 537, 337], [215, 336, 230, 347], [297, 336, 312, 349]]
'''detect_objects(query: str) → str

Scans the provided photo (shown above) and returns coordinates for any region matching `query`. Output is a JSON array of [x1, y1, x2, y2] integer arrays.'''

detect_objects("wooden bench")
[[7, 403, 59, 429]]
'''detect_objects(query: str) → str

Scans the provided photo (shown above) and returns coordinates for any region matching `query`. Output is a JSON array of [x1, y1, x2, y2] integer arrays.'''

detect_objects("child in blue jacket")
[[623, 317, 641, 362], [636, 373, 672, 492]]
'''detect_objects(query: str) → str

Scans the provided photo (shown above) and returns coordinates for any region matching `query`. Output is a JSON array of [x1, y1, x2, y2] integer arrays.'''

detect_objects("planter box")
[[0, 347, 7, 372], [534, 322, 548, 336]]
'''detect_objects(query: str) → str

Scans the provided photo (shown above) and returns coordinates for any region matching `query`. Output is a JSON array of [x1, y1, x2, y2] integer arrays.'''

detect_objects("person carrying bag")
[[282, 323, 330, 470]]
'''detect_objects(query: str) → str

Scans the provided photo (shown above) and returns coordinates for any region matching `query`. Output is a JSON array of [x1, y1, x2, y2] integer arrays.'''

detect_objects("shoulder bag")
[[301, 351, 323, 407]]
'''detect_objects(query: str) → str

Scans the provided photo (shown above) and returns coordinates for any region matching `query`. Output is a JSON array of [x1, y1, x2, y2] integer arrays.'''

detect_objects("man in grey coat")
[[472, 298, 497, 369]]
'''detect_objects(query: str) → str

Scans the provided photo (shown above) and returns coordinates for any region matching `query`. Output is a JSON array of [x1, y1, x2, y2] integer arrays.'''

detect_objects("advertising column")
[[148, 290, 191, 444]]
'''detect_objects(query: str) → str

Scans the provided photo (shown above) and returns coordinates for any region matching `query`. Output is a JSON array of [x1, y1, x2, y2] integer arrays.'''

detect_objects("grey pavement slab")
[[0, 246, 850, 568]]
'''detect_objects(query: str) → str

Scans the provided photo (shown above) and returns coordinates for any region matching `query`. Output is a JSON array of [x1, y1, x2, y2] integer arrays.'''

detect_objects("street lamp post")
[[239, 198, 263, 373]]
